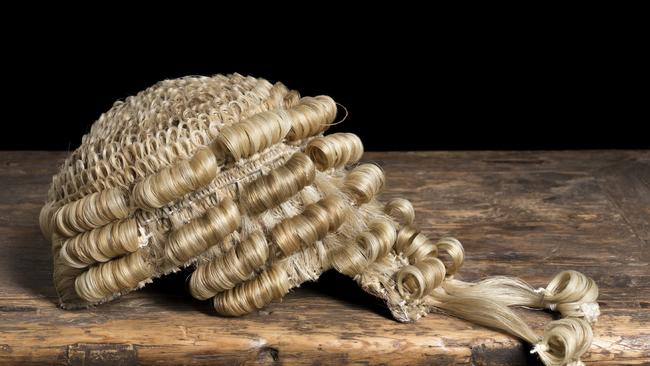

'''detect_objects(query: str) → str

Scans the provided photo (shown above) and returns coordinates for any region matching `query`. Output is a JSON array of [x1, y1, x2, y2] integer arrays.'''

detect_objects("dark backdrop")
[[4, 17, 647, 151]]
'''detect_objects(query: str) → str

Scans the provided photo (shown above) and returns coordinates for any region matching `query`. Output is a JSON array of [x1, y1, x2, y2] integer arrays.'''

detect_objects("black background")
[[4, 12, 647, 151]]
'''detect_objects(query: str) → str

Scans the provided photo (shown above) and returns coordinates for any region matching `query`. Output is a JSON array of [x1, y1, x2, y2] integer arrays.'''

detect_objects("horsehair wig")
[[39, 73, 600, 366]]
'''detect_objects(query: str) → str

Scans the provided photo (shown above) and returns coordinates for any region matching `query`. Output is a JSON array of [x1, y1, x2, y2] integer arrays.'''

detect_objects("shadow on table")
[[299, 270, 395, 320], [143, 268, 394, 320]]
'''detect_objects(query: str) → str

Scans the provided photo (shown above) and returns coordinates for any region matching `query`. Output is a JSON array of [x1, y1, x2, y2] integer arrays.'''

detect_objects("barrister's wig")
[[40, 74, 599, 366]]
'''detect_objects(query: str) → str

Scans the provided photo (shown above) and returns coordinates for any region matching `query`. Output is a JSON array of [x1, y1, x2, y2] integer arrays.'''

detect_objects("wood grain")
[[1, 151, 649, 365]]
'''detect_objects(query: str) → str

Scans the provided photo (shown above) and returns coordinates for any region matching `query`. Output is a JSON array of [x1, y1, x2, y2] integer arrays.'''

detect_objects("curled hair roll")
[[532, 318, 593, 366], [331, 219, 397, 276], [435, 237, 464, 276], [74, 250, 154, 302], [285, 96, 337, 141], [394, 227, 464, 276], [342, 164, 385, 204], [539, 270, 600, 322], [264, 82, 292, 110], [213, 264, 291, 316], [384, 198, 415, 226], [394, 226, 437, 263], [189, 232, 269, 300], [271, 196, 348, 257], [165, 197, 241, 265], [59, 218, 140, 268], [54, 187, 130, 237], [240, 153, 316, 214], [396, 257, 446, 299], [132, 148, 218, 210], [210, 110, 292, 162], [39, 202, 56, 239], [305, 133, 364, 170]]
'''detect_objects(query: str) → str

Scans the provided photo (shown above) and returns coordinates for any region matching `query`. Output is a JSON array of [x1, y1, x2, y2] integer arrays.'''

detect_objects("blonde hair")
[[40, 73, 599, 366]]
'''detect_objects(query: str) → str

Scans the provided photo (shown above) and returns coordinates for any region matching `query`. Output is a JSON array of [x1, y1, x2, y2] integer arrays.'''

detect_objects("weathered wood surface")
[[1, 150, 649, 365]]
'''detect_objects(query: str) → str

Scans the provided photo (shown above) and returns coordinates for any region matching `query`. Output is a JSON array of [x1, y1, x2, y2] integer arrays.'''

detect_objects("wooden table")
[[1, 151, 649, 365]]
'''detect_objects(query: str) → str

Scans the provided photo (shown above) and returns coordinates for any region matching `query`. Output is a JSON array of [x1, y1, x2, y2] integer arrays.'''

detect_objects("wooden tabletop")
[[1, 151, 649, 365]]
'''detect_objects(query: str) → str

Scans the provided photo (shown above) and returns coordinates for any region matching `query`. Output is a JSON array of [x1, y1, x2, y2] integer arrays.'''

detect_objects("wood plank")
[[1, 151, 649, 364]]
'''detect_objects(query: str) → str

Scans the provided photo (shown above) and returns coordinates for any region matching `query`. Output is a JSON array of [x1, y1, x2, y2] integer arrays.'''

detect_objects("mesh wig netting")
[[39, 74, 600, 366]]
